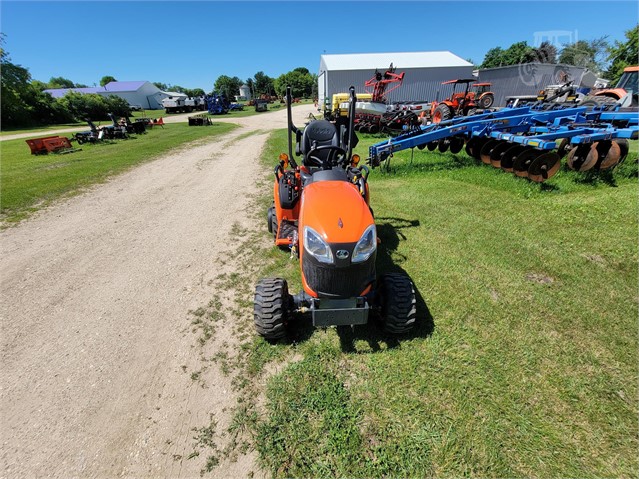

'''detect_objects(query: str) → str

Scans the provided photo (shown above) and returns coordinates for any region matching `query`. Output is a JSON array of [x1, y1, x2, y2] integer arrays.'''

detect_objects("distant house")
[[44, 81, 170, 110]]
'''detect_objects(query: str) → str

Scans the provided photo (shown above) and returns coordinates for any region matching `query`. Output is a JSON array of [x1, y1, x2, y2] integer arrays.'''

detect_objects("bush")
[[57, 92, 131, 122]]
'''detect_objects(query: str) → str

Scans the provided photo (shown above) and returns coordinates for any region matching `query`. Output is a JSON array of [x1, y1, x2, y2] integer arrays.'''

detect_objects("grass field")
[[247, 131, 638, 477], [0, 122, 237, 223]]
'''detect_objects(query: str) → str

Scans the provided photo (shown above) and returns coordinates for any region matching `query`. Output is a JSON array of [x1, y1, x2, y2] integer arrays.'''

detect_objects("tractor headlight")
[[352, 225, 376, 263], [304, 226, 334, 264]]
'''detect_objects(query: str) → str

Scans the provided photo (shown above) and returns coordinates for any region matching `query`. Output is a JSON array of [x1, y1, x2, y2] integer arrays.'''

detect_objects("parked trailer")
[[368, 106, 638, 181]]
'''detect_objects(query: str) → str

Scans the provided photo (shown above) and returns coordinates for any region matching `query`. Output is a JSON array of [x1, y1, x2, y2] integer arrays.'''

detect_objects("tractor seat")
[[300, 120, 339, 167]]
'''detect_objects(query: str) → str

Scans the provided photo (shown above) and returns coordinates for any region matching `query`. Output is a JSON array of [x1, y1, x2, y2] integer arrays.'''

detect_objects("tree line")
[[1, 25, 635, 129], [212, 67, 317, 101], [477, 25, 637, 85]]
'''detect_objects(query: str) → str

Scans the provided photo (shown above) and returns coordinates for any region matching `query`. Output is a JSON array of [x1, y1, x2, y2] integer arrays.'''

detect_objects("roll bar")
[[285, 86, 298, 168]]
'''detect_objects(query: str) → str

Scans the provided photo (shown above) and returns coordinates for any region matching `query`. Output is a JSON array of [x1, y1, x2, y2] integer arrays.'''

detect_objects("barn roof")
[[104, 81, 149, 92], [44, 81, 157, 98], [43, 87, 105, 98], [321, 51, 472, 71]]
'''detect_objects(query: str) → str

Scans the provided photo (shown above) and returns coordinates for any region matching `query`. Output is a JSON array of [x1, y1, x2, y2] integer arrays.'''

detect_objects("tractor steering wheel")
[[308, 145, 347, 169]]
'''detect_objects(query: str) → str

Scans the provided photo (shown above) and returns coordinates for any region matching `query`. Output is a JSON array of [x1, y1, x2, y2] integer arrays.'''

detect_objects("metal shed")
[[318, 51, 474, 106], [475, 63, 591, 107]]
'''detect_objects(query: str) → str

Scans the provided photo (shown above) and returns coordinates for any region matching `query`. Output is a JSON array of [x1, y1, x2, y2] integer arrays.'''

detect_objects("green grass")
[[0, 122, 237, 223], [251, 130, 639, 477]]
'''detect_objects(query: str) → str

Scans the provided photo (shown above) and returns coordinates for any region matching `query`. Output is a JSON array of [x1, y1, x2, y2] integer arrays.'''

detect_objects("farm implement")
[[26, 136, 80, 155], [368, 106, 638, 182]]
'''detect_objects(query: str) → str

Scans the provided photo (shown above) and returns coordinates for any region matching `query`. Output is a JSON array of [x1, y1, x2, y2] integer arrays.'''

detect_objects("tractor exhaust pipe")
[[286, 86, 295, 165], [346, 86, 357, 160]]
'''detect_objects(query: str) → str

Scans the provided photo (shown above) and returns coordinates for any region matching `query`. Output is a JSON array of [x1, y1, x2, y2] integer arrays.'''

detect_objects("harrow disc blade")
[[489, 141, 513, 168], [369, 124, 380, 134], [417, 143, 426, 150], [480, 139, 499, 165], [528, 152, 561, 182], [449, 136, 464, 154], [584, 142, 601, 170], [471, 138, 489, 161], [566, 144, 596, 171], [438, 138, 450, 153], [427, 141, 438, 151], [501, 145, 526, 172], [615, 138, 630, 161], [557, 138, 571, 159], [513, 149, 541, 177], [465, 137, 476, 157], [599, 141, 621, 169]]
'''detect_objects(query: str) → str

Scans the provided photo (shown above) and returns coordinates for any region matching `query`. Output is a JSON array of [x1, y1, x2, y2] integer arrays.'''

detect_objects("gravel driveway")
[[0, 104, 317, 477]]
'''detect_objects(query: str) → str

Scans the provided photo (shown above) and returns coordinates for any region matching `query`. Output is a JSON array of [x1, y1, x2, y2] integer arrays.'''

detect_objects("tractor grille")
[[302, 252, 376, 298]]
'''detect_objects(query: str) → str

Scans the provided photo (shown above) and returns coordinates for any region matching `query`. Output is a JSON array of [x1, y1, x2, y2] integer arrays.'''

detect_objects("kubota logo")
[[336, 250, 349, 259]]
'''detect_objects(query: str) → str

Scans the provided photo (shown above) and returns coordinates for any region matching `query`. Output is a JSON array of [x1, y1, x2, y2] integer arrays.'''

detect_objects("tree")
[[606, 24, 638, 84], [214, 75, 243, 99], [253, 71, 274, 95], [558, 37, 609, 73], [153, 81, 168, 90], [100, 75, 117, 86], [1, 36, 34, 126], [48, 76, 75, 88], [245, 78, 255, 97], [310, 72, 318, 98], [481, 41, 554, 69], [1, 35, 74, 127], [480, 47, 506, 68], [502, 41, 536, 65], [293, 67, 310, 75], [273, 69, 314, 98], [534, 41, 557, 63], [183, 88, 205, 97]]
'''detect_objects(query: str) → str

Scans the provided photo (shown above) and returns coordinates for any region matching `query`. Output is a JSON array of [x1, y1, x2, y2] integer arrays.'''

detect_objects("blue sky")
[[1, 1, 637, 89]]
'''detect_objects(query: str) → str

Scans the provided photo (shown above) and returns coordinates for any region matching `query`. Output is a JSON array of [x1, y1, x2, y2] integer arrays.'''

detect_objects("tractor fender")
[[593, 89, 625, 100]]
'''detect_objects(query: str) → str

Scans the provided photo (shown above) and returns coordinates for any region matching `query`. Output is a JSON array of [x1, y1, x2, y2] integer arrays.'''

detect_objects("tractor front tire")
[[379, 273, 417, 334], [254, 278, 290, 340]]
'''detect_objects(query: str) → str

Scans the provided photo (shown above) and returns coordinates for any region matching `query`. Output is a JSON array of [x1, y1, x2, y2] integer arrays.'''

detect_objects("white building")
[[318, 51, 474, 106], [44, 81, 171, 109]]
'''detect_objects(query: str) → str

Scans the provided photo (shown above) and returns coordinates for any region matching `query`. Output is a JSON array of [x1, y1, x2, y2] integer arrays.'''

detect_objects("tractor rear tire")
[[433, 104, 452, 123], [379, 273, 416, 334], [580, 97, 618, 110], [254, 278, 290, 340], [480, 94, 494, 109], [267, 205, 276, 237]]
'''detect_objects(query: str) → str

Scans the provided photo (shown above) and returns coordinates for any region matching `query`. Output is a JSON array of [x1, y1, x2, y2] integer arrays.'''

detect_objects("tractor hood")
[[300, 179, 373, 244]]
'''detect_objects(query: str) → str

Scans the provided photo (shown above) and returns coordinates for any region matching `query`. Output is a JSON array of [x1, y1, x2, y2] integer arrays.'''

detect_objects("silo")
[[239, 84, 252, 101]]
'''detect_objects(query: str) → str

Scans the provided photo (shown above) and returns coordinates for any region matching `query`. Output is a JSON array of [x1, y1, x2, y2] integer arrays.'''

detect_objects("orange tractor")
[[254, 86, 416, 340], [430, 79, 495, 123], [584, 65, 638, 108]]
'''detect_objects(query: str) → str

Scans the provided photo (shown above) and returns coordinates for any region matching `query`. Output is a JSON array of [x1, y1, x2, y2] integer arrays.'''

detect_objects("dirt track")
[[0, 104, 317, 478]]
